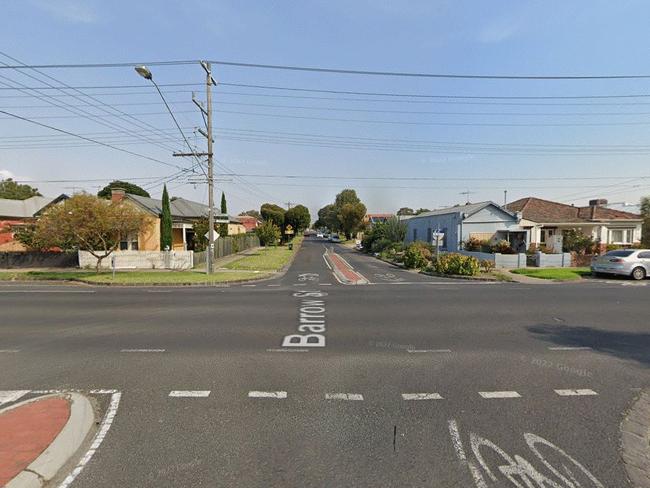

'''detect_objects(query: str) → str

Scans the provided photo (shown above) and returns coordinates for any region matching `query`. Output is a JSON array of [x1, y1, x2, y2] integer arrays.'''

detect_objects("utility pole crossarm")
[[173, 152, 211, 157]]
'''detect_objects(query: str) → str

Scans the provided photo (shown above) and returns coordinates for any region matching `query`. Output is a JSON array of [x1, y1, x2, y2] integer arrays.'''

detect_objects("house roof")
[[0, 194, 68, 218], [412, 201, 514, 219], [126, 194, 234, 221], [366, 213, 393, 218], [506, 197, 641, 223], [237, 215, 260, 231]]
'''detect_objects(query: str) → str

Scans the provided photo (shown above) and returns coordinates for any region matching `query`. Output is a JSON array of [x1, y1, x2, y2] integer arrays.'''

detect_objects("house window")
[[119, 233, 139, 251], [609, 228, 634, 244], [119, 240, 128, 250]]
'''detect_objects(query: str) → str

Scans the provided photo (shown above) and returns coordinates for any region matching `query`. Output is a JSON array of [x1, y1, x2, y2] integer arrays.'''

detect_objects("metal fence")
[[194, 234, 260, 266]]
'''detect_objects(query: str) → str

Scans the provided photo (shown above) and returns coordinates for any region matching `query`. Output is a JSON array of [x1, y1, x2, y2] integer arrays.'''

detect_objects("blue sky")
[[1, 0, 650, 217]]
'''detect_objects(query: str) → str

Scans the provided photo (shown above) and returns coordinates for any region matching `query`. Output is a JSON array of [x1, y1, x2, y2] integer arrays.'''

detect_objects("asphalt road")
[[1, 237, 648, 487]]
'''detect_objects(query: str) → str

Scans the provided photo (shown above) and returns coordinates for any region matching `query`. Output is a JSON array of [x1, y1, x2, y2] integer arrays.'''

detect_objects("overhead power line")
[[3, 58, 650, 80], [0, 109, 182, 169]]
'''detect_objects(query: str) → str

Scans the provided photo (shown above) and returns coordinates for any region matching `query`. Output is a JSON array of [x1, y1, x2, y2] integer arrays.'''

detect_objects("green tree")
[[97, 180, 150, 199], [316, 204, 339, 231], [20, 193, 149, 271], [396, 207, 414, 216], [641, 196, 650, 246], [256, 220, 281, 246], [0, 178, 41, 200], [334, 189, 366, 239], [285, 204, 311, 232], [239, 209, 260, 219], [160, 185, 173, 250], [383, 216, 407, 242], [218, 191, 229, 237], [414, 208, 431, 215], [260, 203, 286, 228]]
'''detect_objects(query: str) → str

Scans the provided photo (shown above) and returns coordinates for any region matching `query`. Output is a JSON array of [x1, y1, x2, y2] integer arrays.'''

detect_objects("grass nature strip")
[[510, 267, 592, 281]]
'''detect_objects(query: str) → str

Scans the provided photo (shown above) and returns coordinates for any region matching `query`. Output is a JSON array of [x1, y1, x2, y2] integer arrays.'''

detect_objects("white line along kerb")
[[57, 392, 121, 488], [0, 390, 30, 406], [248, 391, 287, 399]]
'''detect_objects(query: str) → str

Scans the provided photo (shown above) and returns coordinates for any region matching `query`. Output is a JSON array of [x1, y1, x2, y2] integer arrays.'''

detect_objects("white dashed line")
[[248, 391, 287, 399], [325, 393, 364, 401], [242, 284, 256, 287], [0, 390, 30, 406], [320, 283, 332, 286], [266, 348, 309, 353], [58, 392, 121, 488], [120, 349, 166, 353], [479, 391, 521, 399], [267, 284, 281, 287], [169, 390, 211, 397], [407, 349, 452, 353], [554, 389, 598, 396], [0, 290, 96, 293], [548, 346, 592, 351], [0, 349, 20, 353], [402, 393, 444, 400]]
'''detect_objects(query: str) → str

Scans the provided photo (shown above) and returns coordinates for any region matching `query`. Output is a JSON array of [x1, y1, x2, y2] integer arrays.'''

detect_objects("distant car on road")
[[316, 232, 324, 238], [591, 249, 650, 280], [330, 234, 341, 243]]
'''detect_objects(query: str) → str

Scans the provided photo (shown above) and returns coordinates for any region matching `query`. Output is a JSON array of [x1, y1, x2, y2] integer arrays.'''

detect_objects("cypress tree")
[[160, 184, 173, 250], [219, 191, 229, 236]]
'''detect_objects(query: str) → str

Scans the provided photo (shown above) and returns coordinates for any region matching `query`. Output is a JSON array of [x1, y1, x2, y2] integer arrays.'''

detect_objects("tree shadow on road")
[[528, 323, 650, 367]]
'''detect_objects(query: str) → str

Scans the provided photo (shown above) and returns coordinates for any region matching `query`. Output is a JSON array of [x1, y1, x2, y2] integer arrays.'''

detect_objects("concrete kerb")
[[5, 393, 95, 488], [621, 389, 650, 488]]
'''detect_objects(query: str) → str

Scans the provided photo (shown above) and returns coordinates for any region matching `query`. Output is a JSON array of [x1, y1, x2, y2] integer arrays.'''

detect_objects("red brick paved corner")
[[0, 396, 71, 486]]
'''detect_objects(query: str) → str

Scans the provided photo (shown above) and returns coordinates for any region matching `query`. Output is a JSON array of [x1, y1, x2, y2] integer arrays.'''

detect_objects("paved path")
[[0, 237, 647, 486]]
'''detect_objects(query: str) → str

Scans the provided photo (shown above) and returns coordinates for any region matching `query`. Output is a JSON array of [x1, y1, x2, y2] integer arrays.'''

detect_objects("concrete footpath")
[[0, 392, 94, 488]]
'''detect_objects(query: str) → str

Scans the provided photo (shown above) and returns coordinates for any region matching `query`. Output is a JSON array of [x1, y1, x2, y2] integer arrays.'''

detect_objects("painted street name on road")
[[282, 289, 328, 348]]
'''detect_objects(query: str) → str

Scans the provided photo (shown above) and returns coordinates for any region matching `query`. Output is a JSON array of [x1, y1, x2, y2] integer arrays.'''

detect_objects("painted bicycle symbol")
[[449, 420, 604, 488], [297, 273, 319, 282], [373, 272, 404, 282]]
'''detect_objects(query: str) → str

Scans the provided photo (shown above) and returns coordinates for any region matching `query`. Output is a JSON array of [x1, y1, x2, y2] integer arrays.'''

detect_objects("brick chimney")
[[111, 188, 126, 202]]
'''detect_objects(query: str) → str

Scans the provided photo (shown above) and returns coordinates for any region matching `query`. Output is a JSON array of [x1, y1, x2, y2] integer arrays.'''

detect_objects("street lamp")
[[134, 65, 152, 80]]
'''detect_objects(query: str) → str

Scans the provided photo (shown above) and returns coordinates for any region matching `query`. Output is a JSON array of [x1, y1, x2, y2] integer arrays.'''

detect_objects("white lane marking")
[[325, 393, 364, 401], [0, 390, 30, 405], [448, 419, 467, 461], [479, 391, 521, 399], [248, 391, 287, 399], [407, 349, 452, 353], [0, 290, 96, 293], [554, 389, 598, 396], [548, 346, 592, 351], [402, 393, 444, 400], [322, 252, 333, 270], [242, 284, 256, 287], [120, 349, 166, 353], [266, 348, 309, 353], [89, 389, 119, 394], [320, 283, 332, 286], [0, 349, 20, 353], [58, 392, 121, 488], [367, 281, 497, 286], [169, 390, 211, 397], [32, 389, 116, 395], [146, 290, 172, 293], [267, 284, 281, 287]]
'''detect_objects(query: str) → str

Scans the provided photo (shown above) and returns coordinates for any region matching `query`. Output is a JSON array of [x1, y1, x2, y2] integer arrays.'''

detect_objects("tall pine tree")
[[219, 191, 229, 237], [160, 185, 173, 250]]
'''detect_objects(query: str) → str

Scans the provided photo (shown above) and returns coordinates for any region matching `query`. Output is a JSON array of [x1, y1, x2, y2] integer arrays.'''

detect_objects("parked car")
[[316, 232, 324, 238], [591, 249, 650, 280], [330, 234, 341, 243]]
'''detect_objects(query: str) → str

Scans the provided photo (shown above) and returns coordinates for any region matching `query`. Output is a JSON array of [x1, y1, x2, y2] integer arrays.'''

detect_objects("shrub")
[[403, 242, 431, 269], [480, 259, 496, 273], [256, 220, 281, 246], [433, 253, 480, 276], [491, 239, 515, 254], [562, 228, 596, 254], [463, 236, 482, 251], [371, 237, 393, 254], [479, 239, 492, 253]]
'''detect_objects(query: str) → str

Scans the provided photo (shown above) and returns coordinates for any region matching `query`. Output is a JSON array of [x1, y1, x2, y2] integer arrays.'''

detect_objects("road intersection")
[[1, 238, 648, 487]]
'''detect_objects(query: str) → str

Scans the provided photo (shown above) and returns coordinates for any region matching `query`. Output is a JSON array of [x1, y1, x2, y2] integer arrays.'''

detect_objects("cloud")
[[0, 169, 15, 180], [477, 16, 522, 43], [30, 0, 98, 24]]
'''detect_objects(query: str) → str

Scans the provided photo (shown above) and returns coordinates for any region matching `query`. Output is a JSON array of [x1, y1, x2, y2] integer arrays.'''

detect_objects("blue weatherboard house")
[[403, 201, 528, 252]]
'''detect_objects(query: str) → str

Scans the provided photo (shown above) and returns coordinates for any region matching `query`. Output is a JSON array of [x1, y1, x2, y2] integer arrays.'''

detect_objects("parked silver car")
[[591, 249, 650, 280]]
